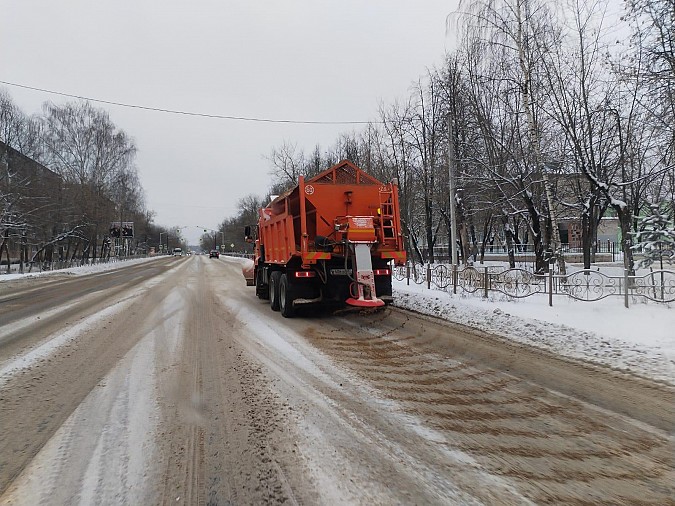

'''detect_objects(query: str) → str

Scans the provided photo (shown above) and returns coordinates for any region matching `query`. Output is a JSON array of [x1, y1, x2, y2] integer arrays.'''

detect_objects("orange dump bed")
[[257, 160, 405, 267]]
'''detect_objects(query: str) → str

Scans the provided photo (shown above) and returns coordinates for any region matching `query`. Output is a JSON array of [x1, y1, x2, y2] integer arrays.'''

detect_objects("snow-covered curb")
[[0, 256, 162, 282]]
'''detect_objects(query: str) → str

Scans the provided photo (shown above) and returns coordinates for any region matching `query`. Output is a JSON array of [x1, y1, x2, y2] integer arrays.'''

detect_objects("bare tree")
[[457, 0, 566, 272], [621, 0, 675, 219], [380, 99, 424, 262], [41, 101, 138, 260], [1, 92, 64, 271], [407, 75, 446, 263], [267, 141, 306, 191]]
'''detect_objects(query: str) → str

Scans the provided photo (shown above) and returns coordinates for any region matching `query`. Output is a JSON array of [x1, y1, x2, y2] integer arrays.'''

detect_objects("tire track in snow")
[[302, 310, 674, 504]]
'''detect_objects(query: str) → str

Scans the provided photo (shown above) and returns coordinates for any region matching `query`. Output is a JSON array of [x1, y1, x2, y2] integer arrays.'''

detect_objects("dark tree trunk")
[[403, 221, 424, 264], [424, 197, 435, 264], [512, 222, 521, 252], [0, 230, 10, 273], [616, 204, 635, 275], [65, 239, 73, 265], [92, 232, 98, 262], [19, 231, 27, 274], [479, 216, 493, 264], [70, 240, 79, 264], [501, 213, 516, 268], [523, 195, 546, 273], [582, 204, 593, 269]]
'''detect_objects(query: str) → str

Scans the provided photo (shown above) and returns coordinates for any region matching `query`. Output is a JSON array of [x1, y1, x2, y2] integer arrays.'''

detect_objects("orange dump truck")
[[244, 160, 406, 317]]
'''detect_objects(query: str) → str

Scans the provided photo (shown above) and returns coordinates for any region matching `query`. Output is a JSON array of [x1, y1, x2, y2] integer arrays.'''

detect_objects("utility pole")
[[447, 111, 459, 266]]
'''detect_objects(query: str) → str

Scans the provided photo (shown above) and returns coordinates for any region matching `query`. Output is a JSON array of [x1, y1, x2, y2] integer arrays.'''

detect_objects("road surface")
[[0, 255, 673, 504]]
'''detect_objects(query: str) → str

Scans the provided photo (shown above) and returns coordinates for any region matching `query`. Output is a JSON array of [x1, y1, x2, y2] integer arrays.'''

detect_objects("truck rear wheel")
[[269, 271, 282, 311], [279, 273, 295, 318]]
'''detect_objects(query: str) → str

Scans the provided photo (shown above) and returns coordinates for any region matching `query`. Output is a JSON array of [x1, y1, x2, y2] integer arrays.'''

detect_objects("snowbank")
[[0, 256, 161, 282]]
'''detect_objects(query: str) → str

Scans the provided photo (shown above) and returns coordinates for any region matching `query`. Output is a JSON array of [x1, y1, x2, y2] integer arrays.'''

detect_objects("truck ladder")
[[378, 189, 396, 241]]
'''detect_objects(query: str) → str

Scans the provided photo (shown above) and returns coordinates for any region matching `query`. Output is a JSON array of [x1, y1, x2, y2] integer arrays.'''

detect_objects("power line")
[[0, 80, 379, 125], [151, 202, 238, 210]]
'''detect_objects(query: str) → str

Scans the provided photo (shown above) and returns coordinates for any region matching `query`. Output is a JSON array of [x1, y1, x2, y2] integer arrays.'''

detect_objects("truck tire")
[[269, 271, 282, 311], [279, 273, 295, 318]]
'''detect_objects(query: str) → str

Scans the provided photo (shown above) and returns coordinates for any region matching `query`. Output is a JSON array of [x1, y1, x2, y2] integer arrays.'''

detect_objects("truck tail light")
[[294, 271, 316, 278], [373, 269, 391, 276]]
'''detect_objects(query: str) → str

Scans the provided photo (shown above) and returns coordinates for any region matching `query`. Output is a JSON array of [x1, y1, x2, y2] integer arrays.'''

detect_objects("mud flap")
[[346, 243, 384, 308]]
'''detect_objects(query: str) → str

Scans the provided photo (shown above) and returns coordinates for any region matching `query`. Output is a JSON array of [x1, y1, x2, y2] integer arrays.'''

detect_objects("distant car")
[[209, 250, 220, 258], [173, 247, 183, 256]]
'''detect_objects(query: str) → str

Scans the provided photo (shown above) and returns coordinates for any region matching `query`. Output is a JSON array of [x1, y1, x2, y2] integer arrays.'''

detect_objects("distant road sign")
[[121, 222, 134, 238], [110, 222, 134, 238]]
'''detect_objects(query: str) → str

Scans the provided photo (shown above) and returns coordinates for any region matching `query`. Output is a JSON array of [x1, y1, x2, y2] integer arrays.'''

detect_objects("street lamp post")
[[447, 111, 459, 266]]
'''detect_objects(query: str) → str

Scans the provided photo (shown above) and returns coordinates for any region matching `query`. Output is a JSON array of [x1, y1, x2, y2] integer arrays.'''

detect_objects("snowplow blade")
[[345, 297, 385, 308]]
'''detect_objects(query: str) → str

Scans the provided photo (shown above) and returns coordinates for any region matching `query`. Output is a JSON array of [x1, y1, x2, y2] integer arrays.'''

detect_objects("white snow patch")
[[0, 266, 170, 387], [0, 292, 142, 387], [0, 298, 85, 343], [0, 328, 161, 505], [0, 282, 186, 505], [223, 296, 330, 381]]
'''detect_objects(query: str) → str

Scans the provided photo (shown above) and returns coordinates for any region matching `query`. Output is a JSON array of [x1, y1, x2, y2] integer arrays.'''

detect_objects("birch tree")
[[458, 0, 564, 272]]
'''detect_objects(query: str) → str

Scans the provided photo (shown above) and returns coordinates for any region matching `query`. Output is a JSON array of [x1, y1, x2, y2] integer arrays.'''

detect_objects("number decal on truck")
[[305, 185, 315, 195], [330, 268, 353, 276]]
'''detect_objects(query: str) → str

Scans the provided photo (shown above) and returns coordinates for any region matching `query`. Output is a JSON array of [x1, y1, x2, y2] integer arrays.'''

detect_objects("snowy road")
[[0, 255, 673, 504]]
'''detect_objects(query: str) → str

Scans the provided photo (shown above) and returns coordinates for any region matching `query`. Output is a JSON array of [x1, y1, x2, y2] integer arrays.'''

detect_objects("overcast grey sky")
[[1, 0, 460, 244]]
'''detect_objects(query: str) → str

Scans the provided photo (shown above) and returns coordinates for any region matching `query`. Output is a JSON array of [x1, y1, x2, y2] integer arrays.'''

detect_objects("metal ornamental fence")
[[394, 263, 675, 308]]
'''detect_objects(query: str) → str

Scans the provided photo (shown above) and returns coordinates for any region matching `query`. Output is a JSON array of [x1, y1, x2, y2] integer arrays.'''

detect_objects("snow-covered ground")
[[3, 256, 673, 385]]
